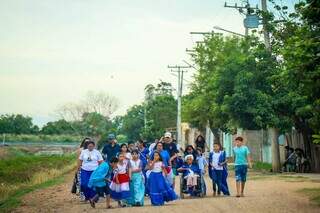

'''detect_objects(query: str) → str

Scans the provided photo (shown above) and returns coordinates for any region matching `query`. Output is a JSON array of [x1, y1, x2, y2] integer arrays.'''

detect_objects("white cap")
[[164, 132, 172, 138], [185, 154, 194, 161]]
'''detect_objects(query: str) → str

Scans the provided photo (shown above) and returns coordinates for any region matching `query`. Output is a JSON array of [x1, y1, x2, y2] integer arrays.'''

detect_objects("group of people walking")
[[73, 133, 252, 209], [283, 146, 311, 173]]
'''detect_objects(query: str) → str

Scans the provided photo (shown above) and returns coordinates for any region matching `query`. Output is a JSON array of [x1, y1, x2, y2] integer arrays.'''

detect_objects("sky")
[[0, 0, 299, 127]]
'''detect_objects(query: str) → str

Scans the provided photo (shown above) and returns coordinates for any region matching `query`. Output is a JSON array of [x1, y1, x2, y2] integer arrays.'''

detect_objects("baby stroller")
[[179, 173, 205, 199]]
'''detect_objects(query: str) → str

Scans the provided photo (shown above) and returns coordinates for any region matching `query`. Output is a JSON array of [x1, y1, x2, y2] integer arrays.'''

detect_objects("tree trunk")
[[301, 127, 313, 171], [269, 127, 281, 172]]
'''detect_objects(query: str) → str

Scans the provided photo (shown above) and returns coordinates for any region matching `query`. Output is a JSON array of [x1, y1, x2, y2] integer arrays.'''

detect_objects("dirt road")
[[13, 172, 320, 213]]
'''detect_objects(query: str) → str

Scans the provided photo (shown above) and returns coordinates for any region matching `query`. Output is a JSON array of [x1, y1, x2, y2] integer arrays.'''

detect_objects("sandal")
[[89, 199, 96, 208]]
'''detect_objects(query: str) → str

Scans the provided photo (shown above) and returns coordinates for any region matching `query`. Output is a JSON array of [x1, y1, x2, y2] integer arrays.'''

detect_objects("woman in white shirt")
[[78, 140, 103, 201], [75, 137, 91, 201]]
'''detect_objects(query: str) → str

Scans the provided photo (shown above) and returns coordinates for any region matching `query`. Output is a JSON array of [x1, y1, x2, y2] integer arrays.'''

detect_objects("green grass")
[[298, 188, 320, 206], [4, 134, 82, 143], [252, 162, 272, 172], [0, 148, 76, 212], [0, 175, 66, 213], [0, 151, 75, 184]]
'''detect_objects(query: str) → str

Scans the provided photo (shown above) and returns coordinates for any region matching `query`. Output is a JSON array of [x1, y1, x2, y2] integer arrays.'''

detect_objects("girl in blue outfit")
[[209, 143, 230, 196], [127, 150, 145, 206], [147, 151, 178, 206], [149, 142, 173, 187], [109, 153, 131, 207]]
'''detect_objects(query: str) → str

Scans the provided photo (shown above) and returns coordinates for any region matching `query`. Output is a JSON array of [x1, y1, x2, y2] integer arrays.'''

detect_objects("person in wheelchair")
[[177, 154, 202, 196]]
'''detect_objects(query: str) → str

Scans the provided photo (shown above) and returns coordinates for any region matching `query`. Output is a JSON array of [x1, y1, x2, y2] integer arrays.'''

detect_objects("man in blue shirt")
[[102, 134, 120, 162], [233, 136, 252, 198]]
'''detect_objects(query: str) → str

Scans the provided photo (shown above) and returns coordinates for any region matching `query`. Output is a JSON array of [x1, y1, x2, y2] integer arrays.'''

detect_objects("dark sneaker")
[[89, 199, 96, 208]]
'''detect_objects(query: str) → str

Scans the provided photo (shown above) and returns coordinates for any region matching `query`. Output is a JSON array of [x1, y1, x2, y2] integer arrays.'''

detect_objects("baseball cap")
[[108, 134, 116, 140], [164, 132, 172, 138]]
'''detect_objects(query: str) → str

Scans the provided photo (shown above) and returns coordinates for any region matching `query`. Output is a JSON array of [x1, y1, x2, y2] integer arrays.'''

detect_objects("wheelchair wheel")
[[179, 176, 185, 199], [199, 191, 205, 198]]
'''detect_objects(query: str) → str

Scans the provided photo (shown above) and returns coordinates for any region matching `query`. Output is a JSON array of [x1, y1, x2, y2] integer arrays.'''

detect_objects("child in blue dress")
[[127, 150, 145, 206], [147, 151, 178, 206]]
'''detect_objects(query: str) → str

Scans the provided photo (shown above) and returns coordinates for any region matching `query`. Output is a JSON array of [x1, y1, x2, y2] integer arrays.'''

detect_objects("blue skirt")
[[109, 174, 131, 201], [80, 169, 96, 200], [148, 172, 177, 206], [127, 172, 145, 205]]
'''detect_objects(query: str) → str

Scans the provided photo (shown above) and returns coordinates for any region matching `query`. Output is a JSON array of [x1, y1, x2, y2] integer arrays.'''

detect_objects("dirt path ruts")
[[13, 172, 320, 213]]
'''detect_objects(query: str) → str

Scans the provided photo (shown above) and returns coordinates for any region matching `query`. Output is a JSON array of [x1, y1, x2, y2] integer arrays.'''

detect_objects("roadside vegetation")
[[0, 147, 76, 212], [3, 134, 82, 143]]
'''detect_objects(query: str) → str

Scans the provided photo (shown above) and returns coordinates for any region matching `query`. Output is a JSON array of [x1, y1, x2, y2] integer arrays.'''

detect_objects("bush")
[[253, 162, 272, 171]]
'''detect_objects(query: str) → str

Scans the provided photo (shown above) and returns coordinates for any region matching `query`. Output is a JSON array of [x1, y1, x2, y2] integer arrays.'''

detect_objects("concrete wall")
[[181, 123, 202, 151], [222, 130, 274, 163], [181, 124, 320, 172]]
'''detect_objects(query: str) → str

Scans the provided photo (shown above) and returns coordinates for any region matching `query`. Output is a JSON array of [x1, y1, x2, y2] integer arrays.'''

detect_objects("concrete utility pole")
[[224, 1, 258, 36], [260, 0, 280, 172], [167, 65, 191, 147], [261, 0, 271, 51]]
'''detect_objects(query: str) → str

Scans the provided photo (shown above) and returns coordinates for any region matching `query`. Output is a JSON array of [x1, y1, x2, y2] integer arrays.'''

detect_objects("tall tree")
[[121, 105, 145, 141]]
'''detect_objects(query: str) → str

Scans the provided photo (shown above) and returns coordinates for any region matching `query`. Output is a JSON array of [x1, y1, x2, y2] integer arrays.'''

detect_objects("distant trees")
[[0, 91, 120, 143], [54, 91, 120, 141], [118, 81, 177, 141], [41, 119, 74, 135], [0, 114, 39, 134], [56, 91, 119, 121], [121, 105, 145, 141]]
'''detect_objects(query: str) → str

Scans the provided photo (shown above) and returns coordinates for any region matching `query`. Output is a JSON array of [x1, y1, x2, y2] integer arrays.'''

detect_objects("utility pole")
[[261, 0, 271, 51], [224, 1, 259, 36], [260, 0, 279, 172], [167, 65, 191, 147]]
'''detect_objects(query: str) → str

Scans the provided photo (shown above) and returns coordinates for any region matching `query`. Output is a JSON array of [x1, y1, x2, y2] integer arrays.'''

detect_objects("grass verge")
[[4, 134, 82, 143], [278, 175, 309, 182], [0, 147, 76, 212], [0, 175, 65, 213], [298, 188, 320, 206], [252, 162, 272, 172]]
